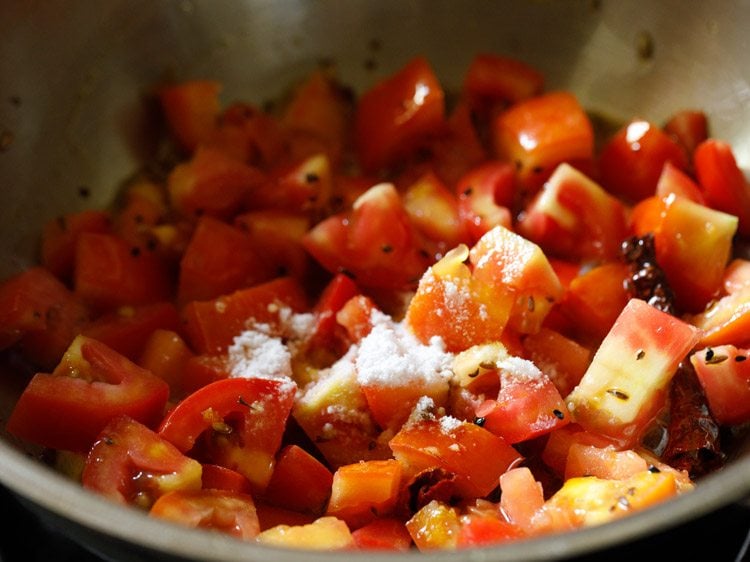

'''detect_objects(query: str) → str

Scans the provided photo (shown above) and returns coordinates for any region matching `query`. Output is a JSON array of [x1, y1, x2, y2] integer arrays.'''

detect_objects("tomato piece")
[[303, 183, 431, 290], [181, 354, 231, 396], [41, 210, 112, 280], [557, 262, 630, 345], [406, 245, 512, 352], [233, 209, 312, 281], [655, 161, 705, 204], [150, 489, 260, 540], [113, 179, 168, 253], [456, 512, 524, 548], [281, 68, 352, 165], [352, 518, 413, 551], [406, 500, 460, 551], [690, 344, 750, 426], [564, 444, 648, 481], [650, 194, 737, 313], [469, 225, 564, 334], [177, 216, 271, 305], [598, 119, 689, 203], [455, 161, 515, 244], [498, 467, 544, 532], [475, 356, 570, 444], [167, 146, 265, 219], [247, 153, 334, 216], [390, 417, 522, 499], [566, 299, 702, 446], [7, 336, 169, 452], [262, 444, 333, 515], [693, 139, 750, 236], [74, 232, 172, 311], [540, 424, 617, 476], [138, 329, 195, 399], [81, 415, 201, 507], [522, 327, 592, 397], [336, 294, 378, 344], [181, 276, 308, 355], [493, 91, 594, 194], [326, 459, 402, 528], [517, 163, 629, 262], [355, 56, 445, 172], [304, 273, 360, 359], [663, 109, 709, 160], [403, 170, 467, 254], [158, 377, 296, 491], [158, 80, 221, 152], [463, 53, 544, 109], [0, 266, 90, 368], [256, 516, 355, 550], [81, 301, 181, 361], [201, 464, 252, 494], [255, 502, 317, 531]]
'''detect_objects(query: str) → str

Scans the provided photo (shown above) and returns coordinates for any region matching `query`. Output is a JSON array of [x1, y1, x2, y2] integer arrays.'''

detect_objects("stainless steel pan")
[[1, 1, 749, 560]]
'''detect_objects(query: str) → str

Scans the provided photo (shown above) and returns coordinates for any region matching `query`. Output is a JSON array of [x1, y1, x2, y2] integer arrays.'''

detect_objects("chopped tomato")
[[7, 336, 169, 452], [303, 183, 431, 290], [262, 444, 334, 515], [0, 266, 89, 369], [456, 512, 524, 548], [82, 415, 201, 507], [352, 518, 413, 551], [181, 276, 308, 355], [150, 489, 260, 540], [693, 138, 750, 236], [41, 210, 112, 280], [177, 215, 271, 304], [138, 329, 196, 399], [564, 444, 648, 481], [598, 119, 689, 203], [493, 91, 594, 194], [159, 80, 221, 152], [355, 56, 445, 173], [81, 301, 181, 361], [690, 344, 750, 426], [498, 467, 545, 532], [455, 161, 515, 244], [406, 500, 460, 551], [389, 417, 522, 499], [256, 516, 355, 550], [463, 53, 544, 109], [201, 464, 252, 494], [167, 146, 265, 219], [158, 377, 296, 491], [663, 110, 709, 161], [74, 232, 172, 311], [567, 299, 702, 446], [475, 356, 570, 444]]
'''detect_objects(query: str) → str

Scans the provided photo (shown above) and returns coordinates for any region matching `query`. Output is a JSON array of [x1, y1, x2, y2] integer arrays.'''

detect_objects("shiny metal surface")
[[1, 1, 749, 560]]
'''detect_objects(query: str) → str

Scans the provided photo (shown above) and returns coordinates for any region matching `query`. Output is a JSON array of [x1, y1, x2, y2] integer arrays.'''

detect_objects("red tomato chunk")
[[7, 52, 750, 552]]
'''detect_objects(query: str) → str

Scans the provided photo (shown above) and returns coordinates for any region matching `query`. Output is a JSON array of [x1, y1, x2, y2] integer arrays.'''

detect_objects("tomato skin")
[[663, 109, 709, 159], [150, 489, 260, 540], [598, 120, 689, 203], [7, 336, 170, 452], [138, 329, 195, 399], [201, 464, 252, 494], [158, 377, 296, 491], [82, 415, 202, 506], [690, 344, 750, 425], [355, 56, 446, 172]]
